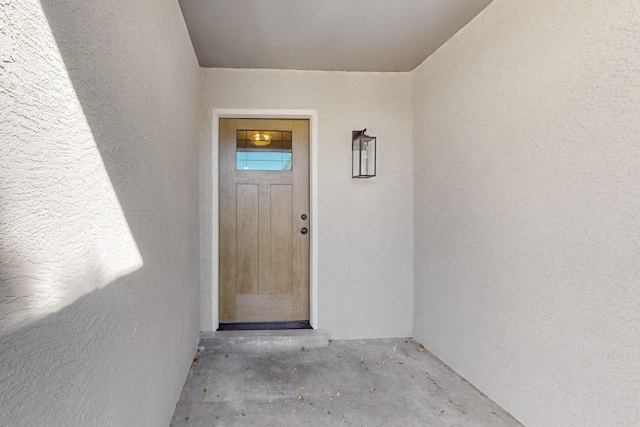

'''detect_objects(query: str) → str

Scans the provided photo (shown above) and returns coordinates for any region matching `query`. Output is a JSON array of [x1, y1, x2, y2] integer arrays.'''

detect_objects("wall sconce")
[[352, 129, 376, 178]]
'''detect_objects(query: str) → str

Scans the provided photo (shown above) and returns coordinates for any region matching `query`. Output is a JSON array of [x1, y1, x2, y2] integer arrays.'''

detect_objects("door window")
[[236, 130, 292, 171]]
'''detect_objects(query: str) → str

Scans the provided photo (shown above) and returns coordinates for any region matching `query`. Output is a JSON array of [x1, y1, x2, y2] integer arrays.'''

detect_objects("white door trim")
[[210, 109, 319, 330]]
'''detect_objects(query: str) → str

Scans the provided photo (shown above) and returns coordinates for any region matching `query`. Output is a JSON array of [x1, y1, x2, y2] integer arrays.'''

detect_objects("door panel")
[[219, 118, 309, 323], [270, 184, 293, 294], [236, 184, 259, 295]]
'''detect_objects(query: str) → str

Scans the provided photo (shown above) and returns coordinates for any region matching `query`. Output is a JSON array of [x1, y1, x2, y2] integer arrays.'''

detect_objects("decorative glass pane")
[[237, 130, 292, 171]]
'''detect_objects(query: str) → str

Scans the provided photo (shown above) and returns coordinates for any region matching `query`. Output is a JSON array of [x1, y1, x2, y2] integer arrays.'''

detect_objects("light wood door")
[[219, 119, 310, 323]]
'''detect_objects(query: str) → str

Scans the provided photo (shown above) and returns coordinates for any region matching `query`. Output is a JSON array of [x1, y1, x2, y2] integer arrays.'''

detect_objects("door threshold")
[[218, 320, 312, 331]]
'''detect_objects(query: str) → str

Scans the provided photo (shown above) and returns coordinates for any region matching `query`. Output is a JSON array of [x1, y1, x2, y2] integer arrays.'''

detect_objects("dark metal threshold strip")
[[218, 320, 312, 331]]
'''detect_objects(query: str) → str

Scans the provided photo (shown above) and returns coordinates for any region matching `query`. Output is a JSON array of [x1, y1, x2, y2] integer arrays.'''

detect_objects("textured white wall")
[[412, 1, 640, 426], [201, 69, 414, 339], [0, 0, 200, 425]]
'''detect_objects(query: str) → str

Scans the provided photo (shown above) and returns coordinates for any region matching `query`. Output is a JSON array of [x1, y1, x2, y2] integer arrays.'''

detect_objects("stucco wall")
[[201, 69, 414, 339], [412, 1, 640, 426], [0, 0, 200, 425]]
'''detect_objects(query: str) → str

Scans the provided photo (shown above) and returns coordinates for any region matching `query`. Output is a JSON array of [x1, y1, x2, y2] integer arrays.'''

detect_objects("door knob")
[[300, 227, 308, 235]]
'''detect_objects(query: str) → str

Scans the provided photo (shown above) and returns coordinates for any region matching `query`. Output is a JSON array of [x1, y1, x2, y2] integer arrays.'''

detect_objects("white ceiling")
[[178, 0, 492, 72]]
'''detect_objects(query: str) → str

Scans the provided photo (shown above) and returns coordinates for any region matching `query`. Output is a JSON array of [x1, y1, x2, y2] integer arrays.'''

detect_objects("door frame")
[[209, 109, 319, 331]]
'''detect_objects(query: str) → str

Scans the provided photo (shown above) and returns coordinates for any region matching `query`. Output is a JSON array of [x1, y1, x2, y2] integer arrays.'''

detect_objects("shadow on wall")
[[0, 1, 142, 334], [0, 280, 147, 425]]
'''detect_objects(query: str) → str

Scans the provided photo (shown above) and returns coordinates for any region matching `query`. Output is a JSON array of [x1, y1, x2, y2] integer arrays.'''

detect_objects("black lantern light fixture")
[[352, 129, 376, 178]]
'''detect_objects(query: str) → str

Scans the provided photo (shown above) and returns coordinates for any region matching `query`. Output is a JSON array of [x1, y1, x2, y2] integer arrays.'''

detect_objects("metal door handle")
[[300, 227, 308, 235]]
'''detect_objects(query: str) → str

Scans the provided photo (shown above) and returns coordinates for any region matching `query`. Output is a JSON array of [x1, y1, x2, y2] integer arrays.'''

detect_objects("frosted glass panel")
[[237, 130, 292, 171]]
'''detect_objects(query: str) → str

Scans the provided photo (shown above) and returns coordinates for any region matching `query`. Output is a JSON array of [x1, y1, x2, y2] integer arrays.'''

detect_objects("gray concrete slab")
[[199, 330, 329, 352], [171, 337, 522, 427]]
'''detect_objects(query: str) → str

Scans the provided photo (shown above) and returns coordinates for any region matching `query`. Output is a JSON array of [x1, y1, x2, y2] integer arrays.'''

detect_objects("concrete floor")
[[171, 337, 522, 427]]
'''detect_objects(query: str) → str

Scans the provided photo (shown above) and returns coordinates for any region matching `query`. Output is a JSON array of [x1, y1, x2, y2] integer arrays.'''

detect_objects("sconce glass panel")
[[352, 130, 376, 178]]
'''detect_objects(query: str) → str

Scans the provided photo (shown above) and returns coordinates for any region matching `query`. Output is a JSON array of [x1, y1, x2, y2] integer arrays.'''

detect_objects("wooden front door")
[[219, 119, 310, 323]]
